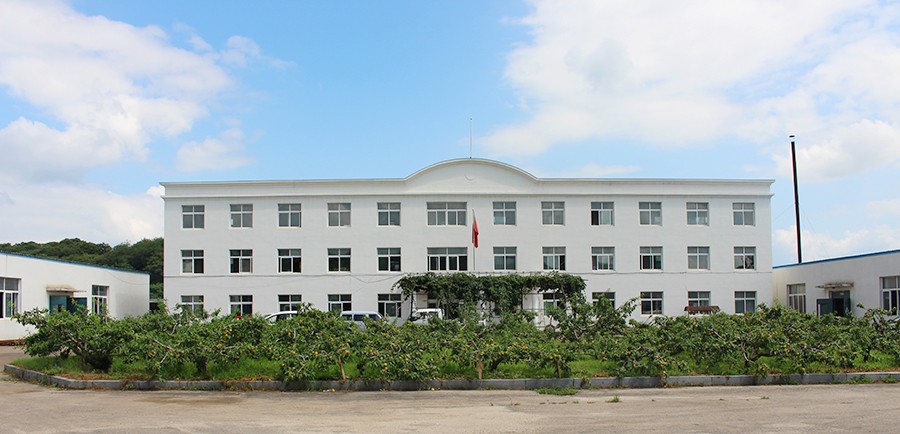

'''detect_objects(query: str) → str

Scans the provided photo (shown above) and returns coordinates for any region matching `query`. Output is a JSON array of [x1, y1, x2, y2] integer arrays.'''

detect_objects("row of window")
[[785, 276, 900, 315], [0, 278, 108, 318], [593, 290, 757, 315], [182, 201, 757, 229], [182, 245, 759, 274]]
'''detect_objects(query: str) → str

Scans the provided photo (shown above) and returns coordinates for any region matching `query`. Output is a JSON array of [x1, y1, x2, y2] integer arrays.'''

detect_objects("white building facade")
[[0, 252, 150, 341], [161, 159, 773, 321]]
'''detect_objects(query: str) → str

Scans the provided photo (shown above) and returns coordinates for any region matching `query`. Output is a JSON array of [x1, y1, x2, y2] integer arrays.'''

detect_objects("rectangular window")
[[327, 248, 351, 272], [639, 202, 662, 225], [591, 202, 614, 226], [735, 291, 757, 313], [229, 249, 253, 273], [733, 202, 755, 226], [377, 247, 401, 272], [688, 291, 711, 307], [427, 247, 468, 271], [378, 293, 402, 318], [543, 292, 563, 311], [278, 248, 302, 273], [687, 246, 710, 270], [328, 203, 351, 227], [377, 202, 401, 226], [640, 246, 663, 270], [881, 276, 900, 313], [182, 205, 205, 229], [181, 250, 204, 274], [229, 295, 253, 316], [686, 202, 709, 225], [328, 294, 351, 312], [0, 277, 20, 319], [230, 204, 253, 228], [640, 291, 663, 315], [427, 202, 466, 226], [592, 291, 615, 308], [734, 246, 756, 270], [542, 201, 565, 225], [493, 201, 516, 225], [278, 203, 301, 227], [278, 294, 302, 312], [542, 246, 566, 270], [787, 284, 806, 313], [493, 246, 517, 271], [180, 295, 204, 316], [591, 246, 615, 270], [91, 285, 108, 315]]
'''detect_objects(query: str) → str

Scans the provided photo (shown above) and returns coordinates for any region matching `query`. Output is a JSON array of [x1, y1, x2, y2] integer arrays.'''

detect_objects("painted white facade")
[[161, 159, 773, 321], [0, 252, 150, 341], [773, 250, 900, 317]]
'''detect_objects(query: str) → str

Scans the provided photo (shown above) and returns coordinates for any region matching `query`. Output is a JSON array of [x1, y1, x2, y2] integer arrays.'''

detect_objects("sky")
[[0, 0, 899, 266]]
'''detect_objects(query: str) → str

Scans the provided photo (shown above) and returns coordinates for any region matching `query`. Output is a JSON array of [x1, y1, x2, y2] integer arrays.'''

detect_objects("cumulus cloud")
[[534, 163, 641, 178], [177, 128, 253, 172], [775, 225, 900, 264]]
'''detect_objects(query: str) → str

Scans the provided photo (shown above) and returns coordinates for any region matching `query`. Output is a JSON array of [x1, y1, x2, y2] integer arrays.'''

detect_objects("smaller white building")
[[773, 249, 900, 317], [0, 252, 150, 341]]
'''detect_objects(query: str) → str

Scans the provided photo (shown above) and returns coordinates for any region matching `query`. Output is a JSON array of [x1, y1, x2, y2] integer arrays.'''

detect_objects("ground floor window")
[[230, 295, 253, 316], [882, 276, 900, 313], [180, 295, 204, 316], [543, 292, 563, 311], [592, 291, 615, 308], [640, 291, 663, 315], [0, 277, 20, 318], [278, 294, 302, 312], [91, 285, 108, 315], [427, 247, 468, 271], [787, 284, 806, 313], [734, 291, 757, 314], [328, 294, 351, 312], [378, 293, 402, 318], [687, 291, 710, 307]]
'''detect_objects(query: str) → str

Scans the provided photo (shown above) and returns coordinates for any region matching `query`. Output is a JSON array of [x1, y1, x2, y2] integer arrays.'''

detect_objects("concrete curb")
[[5, 364, 900, 391]]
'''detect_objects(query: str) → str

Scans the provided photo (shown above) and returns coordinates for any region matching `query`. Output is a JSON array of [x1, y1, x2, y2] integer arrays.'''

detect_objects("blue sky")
[[1, 0, 899, 266]]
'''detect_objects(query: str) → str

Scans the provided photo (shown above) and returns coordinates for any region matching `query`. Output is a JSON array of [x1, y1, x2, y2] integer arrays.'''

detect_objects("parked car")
[[263, 311, 298, 323], [340, 310, 383, 329], [408, 308, 444, 325]]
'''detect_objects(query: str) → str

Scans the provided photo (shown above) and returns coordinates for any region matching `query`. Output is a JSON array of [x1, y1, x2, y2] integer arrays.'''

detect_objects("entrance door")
[[831, 291, 851, 317]]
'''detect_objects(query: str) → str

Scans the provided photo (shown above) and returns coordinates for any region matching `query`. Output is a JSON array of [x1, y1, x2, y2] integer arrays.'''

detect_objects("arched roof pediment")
[[403, 159, 539, 193]]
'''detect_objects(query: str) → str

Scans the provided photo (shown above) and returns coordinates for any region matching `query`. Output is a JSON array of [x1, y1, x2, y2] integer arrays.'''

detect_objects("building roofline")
[[774, 249, 900, 269], [0, 251, 150, 276]]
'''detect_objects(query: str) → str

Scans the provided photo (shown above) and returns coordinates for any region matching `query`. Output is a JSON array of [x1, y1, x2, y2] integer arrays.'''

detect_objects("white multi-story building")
[[161, 159, 773, 321]]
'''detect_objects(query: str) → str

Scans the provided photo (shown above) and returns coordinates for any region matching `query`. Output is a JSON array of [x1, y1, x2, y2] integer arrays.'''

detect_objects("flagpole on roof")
[[469, 118, 473, 159]]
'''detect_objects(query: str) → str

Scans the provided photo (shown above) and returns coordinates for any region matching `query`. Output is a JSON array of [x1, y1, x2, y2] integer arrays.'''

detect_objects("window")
[[688, 291, 711, 307], [278, 203, 301, 227], [639, 202, 662, 225], [278, 249, 302, 273], [787, 284, 806, 313], [378, 293, 402, 318], [641, 291, 663, 315], [591, 202, 614, 226], [182, 205, 205, 229], [733, 202, 755, 226], [278, 294, 302, 312], [328, 203, 351, 226], [328, 248, 351, 272], [427, 247, 468, 271], [230, 204, 253, 228], [734, 247, 756, 270], [377, 247, 401, 272], [427, 202, 466, 226], [493, 201, 516, 225], [592, 292, 615, 308], [591, 247, 615, 271], [687, 202, 709, 225], [181, 250, 204, 274], [735, 291, 757, 313], [640, 247, 663, 270], [229, 295, 253, 316], [687, 246, 710, 270], [543, 292, 563, 311], [377, 202, 400, 226], [493, 246, 517, 271], [180, 295, 204, 316], [328, 294, 351, 312], [0, 277, 20, 318], [91, 285, 108, 315], [881, 276, 900, 313], [542, 201, 565, 225], [542, 246, 566, 270], [229, 249, 253, 273]]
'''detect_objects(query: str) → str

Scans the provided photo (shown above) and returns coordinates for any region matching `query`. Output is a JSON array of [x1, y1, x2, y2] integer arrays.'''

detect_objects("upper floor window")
[[686, 202, 709, 225], [881, 276, 900, 313], [591, 246, 615, 271], [687, 246, 710, 270], [427, 247, 468, 271], [640, 246, 663, 270], [182, 205, 205, 229], [328, 248, 351, 272], [278, 248, 302, 273], [639, 202, 662, 225], [427, 202, 466, 226], [493, 201, 516, 225], [0, 277, 20, 319], [278, 203, 301, 227], [377, 247, 401, 272], [542, 201, 565, 225], [181, 250, 204, 274], [733, 202, 755, 226], [377, 202, 400, 226], [328, 203, 351, 227], [734, 246, 756, 270], [542, 246, 566, 270], [493, 246, 517, 271], [591, 202, 614, 226], [229, 249, 253, 273], [230, 204, 253, 228]]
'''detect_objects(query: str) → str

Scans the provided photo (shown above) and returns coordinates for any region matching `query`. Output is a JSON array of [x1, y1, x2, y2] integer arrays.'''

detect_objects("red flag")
[[472, 215, 479, 248]]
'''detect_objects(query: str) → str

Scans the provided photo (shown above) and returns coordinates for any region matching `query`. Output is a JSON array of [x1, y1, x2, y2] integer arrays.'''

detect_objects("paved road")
[[2, 346, 899, 433]]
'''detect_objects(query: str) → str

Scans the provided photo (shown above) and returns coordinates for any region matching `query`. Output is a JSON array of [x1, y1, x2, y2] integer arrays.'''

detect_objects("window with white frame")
[[181, 250, 204, 274], [328, 294, 351, 312], [230, 204, 253, 228], [541, 201, 565, 225], [591, 246, 615, 271], [377, 247, 401, 272], [427, 247, 468, 271], [493, 246, 517, 271], [734, 246, 756, 270], [591, 202, 614, 226], [229, 295, 253, 316], [0, 277, 20, 319], [881, 276, 900, 313], [688, 291, 711, 307], [641, 291, 663, 315], [327, 248, 351, 272], [687, 246, 710, 270], [278, 203, 301, 227], [734, 291, 757, 313], [229, 249, 253, 273], [278, 249, 302, 273], [427, 202, 466, 226], [328, 203, 351, 227], [543, 292, 563, 311], [377, 202, 400, 226], [180, 295, 204, 316], [592, 291, 615, 308], [733, 202, 755, 226], [182, 205, 205, 229], [787, 284, 806, 313], [639, 202, 662, 225], [493, 201, 516, 225], [640, 246, 663, 270], [378, 293, 402, 318], [686, 202, 709, 225], [278, 294, 302, 312], [542, 246, 566, 270], [91, 285, 108, 315]]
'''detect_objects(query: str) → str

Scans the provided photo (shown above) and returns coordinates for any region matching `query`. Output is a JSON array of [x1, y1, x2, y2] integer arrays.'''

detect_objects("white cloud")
[[177, 128, 253, 172], [868, 199, 900, 219], [774, 225, 900, 264], [534, 163, 641, 178]]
